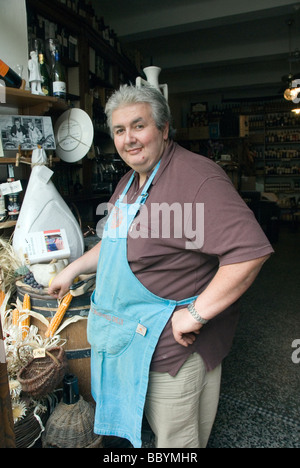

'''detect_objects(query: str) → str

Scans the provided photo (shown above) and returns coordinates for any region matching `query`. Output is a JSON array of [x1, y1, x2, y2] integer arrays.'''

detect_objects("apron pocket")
[[87, 304, 138, 356]]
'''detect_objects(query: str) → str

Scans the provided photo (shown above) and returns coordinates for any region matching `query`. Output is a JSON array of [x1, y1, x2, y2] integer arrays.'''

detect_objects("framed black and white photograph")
[[0, 115, 56, 151]]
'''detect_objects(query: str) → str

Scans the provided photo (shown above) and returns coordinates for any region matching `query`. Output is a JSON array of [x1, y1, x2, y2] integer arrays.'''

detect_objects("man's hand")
[[171, 255, 270, 347], [171, 307, 202, 347], [48, 269, 74, 300], [48, 241, 102, 299]]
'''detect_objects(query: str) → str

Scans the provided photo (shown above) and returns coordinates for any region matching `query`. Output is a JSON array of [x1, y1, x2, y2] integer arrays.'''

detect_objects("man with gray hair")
[[49, 84, 273, 448]]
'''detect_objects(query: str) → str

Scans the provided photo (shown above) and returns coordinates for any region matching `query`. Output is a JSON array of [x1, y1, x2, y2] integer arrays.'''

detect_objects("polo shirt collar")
[[150, 140, 177, 185]]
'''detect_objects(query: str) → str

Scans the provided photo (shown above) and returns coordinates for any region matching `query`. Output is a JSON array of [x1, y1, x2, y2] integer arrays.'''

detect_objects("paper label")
[[33, 348, 46, 359], [37, 165, 53, 184], [53, 81, 66, 96], [0, 180, 22, 195]]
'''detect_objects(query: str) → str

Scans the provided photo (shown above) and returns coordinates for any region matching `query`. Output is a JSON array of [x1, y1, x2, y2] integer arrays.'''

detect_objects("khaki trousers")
[[144, 353, 222, 448]]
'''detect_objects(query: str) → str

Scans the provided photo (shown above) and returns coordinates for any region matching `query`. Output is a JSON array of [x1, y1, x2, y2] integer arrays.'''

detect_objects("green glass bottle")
[[52, 51, 66, 100], [39, 53, 51, 96]]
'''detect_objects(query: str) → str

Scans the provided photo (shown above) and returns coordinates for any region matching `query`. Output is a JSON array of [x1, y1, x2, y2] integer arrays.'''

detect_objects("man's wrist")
[[187, 301, 209, 325]]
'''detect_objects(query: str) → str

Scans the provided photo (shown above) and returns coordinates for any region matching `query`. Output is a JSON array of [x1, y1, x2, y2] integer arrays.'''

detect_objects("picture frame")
[[0, 115, 56, 151]]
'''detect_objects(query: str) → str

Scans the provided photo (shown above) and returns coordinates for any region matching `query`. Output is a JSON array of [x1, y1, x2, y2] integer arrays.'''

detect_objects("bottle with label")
[[7, 193, 20, 221], [6, 166, 20, 221], [52, 50, 66, 99], [63, 373, 80, 405], [39, 53, 51, 96], [0, 59, 23, 89]]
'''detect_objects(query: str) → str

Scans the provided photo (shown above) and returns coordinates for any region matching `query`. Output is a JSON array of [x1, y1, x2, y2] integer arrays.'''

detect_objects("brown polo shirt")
[[108, 141, 274, 375]]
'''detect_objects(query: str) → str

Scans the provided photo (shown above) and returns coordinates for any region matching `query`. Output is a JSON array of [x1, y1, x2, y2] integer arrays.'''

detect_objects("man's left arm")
[[171, 254, 270, 347]]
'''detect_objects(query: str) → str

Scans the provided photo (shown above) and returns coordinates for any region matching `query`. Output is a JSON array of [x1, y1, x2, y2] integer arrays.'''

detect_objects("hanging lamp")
[[283, 20, 300, 101]]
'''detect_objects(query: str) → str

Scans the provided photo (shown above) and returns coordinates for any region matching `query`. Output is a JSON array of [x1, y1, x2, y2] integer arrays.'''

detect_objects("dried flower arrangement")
[[0, 237, 88, 447]]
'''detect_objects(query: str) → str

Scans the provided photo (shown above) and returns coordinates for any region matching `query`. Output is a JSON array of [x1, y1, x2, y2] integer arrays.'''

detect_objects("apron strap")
[[119, 160, 161, 205], [176, 295, 198, 306], [119, 172, 135, 203]]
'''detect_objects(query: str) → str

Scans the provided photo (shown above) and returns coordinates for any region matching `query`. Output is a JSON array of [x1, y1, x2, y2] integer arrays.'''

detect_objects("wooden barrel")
[[17, 284, 93, 402]]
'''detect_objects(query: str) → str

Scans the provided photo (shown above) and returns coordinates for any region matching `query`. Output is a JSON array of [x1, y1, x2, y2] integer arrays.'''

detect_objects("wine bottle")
[[63, 373, 80, 405], [7, 193, 20, 221], [7, 165, 20, 221], [39, 53, 51, 96], [0, 59, 22, 89], [52, 51, 66, 99]]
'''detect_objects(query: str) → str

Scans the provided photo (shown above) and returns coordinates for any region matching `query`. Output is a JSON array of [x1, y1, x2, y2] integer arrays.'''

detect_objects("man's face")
[[111, 102, 169, 175]]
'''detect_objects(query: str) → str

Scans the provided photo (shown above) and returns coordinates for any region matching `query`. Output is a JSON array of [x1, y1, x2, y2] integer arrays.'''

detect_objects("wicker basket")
[[42, 396, 103, 448], [14, 399, 50, 448], [17, 347, 68, 398]]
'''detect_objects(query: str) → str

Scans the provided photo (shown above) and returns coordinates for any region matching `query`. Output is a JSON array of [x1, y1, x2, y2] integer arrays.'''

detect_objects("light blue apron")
[[87, 161, 197, 447]]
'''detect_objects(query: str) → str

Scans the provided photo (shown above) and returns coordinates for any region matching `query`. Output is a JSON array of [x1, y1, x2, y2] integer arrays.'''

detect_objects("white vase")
[[136, 66, 168, 100], [143, 66, 161, 90]]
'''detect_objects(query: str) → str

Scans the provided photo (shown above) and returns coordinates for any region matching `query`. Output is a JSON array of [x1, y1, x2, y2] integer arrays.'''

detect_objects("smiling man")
[[49, 85, 273, 448], [111, 102, 169, 185]]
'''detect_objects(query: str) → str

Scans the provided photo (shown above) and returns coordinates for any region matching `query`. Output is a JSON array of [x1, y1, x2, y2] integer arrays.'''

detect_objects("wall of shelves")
[[251, 111, 300, 197], [26, 0, 138, 110], [26, 0, 137, 211], [176, 101, 300, 202], [0, 0, 139, 231]]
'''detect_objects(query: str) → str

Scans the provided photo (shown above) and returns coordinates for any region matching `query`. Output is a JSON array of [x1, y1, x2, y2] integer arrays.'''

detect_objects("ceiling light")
[[283, 19, 300, 100], [284, 83, 300, 101], [292, 106, 300, 114]]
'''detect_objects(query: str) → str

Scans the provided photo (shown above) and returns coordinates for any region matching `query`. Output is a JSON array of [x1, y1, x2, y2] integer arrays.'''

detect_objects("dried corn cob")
[[21, 293, 31, 340], [0, 290, 5, 307], [12, 308, 20, 326], [45, 292, 73, 338]]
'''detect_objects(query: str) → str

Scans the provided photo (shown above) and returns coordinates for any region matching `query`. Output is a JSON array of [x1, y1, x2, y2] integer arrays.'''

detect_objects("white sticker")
[[33, 348, 46, 359], [136, 324, 147, 337]]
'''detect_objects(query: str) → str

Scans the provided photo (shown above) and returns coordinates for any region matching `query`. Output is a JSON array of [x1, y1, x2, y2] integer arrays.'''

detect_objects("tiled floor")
[[207, 226, 300, 448]]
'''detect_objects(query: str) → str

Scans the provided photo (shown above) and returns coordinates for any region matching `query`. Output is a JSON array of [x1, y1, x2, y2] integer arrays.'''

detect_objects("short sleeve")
[[192, 175, 274, 265]]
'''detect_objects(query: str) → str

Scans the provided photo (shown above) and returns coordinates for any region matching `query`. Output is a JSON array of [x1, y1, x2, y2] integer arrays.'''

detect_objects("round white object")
[[54, 108, 94, 162]]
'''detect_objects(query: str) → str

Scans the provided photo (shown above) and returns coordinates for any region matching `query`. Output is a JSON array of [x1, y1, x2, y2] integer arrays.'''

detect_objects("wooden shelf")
[[2, 88, 68, 115], [0, 220, 16, 230], [0, 156, 60, 165], [26, 0, 137, 79]]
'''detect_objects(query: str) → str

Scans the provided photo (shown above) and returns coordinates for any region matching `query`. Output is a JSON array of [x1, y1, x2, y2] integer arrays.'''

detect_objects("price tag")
[[0, 180, 22, 195], [33, 348, 46, 359], [38, 165, 53, 184], [136, 323, 147, 337]]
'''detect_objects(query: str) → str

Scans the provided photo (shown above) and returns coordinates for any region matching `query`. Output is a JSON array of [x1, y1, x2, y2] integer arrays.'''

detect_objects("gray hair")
[[104, 84, 176, 139]]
